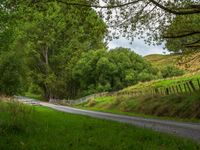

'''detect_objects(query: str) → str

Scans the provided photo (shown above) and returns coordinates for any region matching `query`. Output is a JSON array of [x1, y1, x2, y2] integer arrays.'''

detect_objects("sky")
[[96, 1, 170, 56], [107, 37, 169, 56]]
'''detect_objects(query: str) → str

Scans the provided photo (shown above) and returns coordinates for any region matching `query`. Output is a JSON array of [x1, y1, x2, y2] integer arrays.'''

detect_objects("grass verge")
[[0, 99, 200, 150], [78, 92, 200, 122]]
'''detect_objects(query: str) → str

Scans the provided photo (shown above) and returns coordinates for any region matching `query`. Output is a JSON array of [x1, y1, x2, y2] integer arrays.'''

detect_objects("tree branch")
[[149, 0, 200, 15], [56, 0, 142, 9], [184, 39, 200, 46], [185, 44, 200, 48], [30, 0, 200, 15], [163, 31, 200, 39]]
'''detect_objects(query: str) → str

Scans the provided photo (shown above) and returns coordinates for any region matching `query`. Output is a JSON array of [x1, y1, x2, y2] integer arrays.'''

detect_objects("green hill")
[[144, 52, 200, 72], [144, 54, 179, 69]]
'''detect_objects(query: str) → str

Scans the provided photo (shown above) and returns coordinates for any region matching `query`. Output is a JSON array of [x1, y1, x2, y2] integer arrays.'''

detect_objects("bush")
[[0, 51, 27, 95], [161, 66, 184, 78]]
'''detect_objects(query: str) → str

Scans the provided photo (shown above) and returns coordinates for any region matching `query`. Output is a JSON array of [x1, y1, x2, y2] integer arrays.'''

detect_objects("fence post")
[[178, 84, 183, 93], [175, 85, 180, 93], [189, 80, 196, 91], [184, 83, 188, 93], [171, 86, 176, 94], [165, 88, 169, 95], [186, 82, 192, 93], [197, 79, 200, 89]]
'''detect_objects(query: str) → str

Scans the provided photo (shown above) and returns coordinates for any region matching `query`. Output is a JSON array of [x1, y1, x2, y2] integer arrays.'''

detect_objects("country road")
[[16, 96, 200, 143]]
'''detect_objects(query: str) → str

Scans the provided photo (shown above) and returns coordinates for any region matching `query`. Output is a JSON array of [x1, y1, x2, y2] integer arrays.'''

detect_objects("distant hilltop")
[[144, 52, 200, 73]]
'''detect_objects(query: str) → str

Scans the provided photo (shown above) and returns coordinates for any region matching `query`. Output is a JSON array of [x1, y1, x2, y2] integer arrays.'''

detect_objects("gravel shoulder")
[[16, 96, 200, 143]]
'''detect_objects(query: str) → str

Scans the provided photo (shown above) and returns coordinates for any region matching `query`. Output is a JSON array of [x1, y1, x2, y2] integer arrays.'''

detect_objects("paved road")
[[16, 96, 200, 143]]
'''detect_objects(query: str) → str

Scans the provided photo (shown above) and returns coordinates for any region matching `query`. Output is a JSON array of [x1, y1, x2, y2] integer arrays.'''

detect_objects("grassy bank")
[[144, 52, 200, 72], [0, 99, 200, 150], [79, 92, 200, 121], [119, 73, 200, 94], [144, 54, 179, 69]]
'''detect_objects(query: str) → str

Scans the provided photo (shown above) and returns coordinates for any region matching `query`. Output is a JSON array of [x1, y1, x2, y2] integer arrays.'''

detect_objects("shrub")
[[161, 66, 184, 78]]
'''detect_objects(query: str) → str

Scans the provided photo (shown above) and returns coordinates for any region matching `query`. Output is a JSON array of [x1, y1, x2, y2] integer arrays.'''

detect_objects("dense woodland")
[[0, 0, 199, 100]]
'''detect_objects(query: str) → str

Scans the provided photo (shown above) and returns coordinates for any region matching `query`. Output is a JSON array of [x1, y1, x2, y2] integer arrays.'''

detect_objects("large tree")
[[0, 0, 107, 99], [3, 0, 199, 49], [24, 2, 106, 99]]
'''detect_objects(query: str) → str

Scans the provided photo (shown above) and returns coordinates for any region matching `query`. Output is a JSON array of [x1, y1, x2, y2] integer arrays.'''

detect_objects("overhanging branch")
[[29, 0, 200, 15], [149, 0, 200, 15], [58, 0, 200, 15], [184, 39, 200, 48], [163, 31, 200, 39], [56, 0, 142, 8]]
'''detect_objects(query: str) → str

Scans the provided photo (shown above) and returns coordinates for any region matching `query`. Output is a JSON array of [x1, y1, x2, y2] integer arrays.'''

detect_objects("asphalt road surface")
[[15, 96, 200, 143]]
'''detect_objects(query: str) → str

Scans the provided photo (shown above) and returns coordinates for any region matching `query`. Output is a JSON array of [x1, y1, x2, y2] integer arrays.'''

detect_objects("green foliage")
[[24, 2, 106, 99], [0, 8, 28, 95], [161, 66, 184, 78], [0, 0, 193, 100], [0, 1, 107, 99], [165, 14, 200, 52], [73, 48, 158, 96], [0, 50, 27, 95]]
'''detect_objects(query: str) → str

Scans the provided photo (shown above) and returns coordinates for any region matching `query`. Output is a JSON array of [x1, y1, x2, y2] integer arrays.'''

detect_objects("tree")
[[165, 14, 200, 52], [0, 0, 107, 99], [0, 51, 27, 95], [0, 7, 28, 95], [20, 2, 106, 99], [73, 48, 158, 96]]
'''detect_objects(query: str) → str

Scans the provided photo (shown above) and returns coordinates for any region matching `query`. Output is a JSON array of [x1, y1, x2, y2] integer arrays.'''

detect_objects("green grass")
[[76, 106, 200, 123], [119, 72, 200, 94], [0, 100, 200, 150], [79, 91, 200, 121], [144, 52, 200, 72], [144, 54, 179, 69], [24, 92, 45, 101]]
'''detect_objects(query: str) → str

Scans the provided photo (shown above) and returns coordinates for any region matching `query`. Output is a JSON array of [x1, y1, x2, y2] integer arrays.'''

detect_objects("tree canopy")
[[73, 48, 158, 96], [2, 0, 199, 50], [0, 0, 195, 99], [0, 0, 107, 99], [165, 14, 200, 52]]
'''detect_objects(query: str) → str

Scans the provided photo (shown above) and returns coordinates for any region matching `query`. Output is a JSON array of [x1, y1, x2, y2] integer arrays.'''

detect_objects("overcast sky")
[[108, 37, 169, 56], [96, 1, 170, 56]]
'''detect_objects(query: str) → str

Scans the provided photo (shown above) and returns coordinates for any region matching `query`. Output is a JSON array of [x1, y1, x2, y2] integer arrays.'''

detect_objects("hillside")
[[144, 52, 200, 72], [79, 72, 200, 120], [144, 54, 179, 69]]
